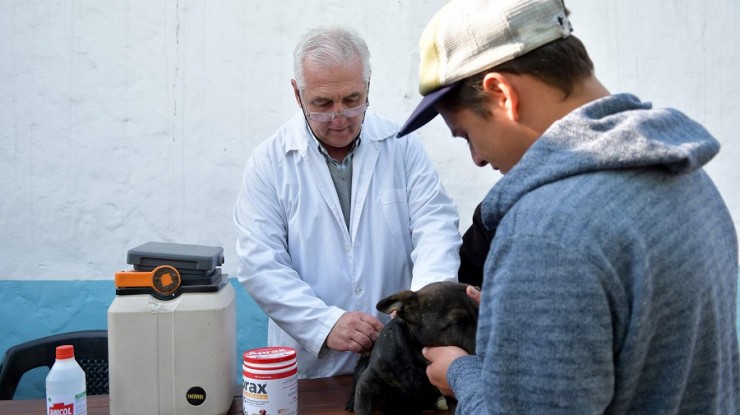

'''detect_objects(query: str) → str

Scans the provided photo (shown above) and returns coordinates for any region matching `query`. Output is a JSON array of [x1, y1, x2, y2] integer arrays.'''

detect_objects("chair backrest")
[[0, 330, 108, 399]]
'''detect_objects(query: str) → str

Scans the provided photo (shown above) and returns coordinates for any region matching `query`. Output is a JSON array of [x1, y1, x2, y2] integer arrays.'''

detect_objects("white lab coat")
[[234, 111, 461, 378]]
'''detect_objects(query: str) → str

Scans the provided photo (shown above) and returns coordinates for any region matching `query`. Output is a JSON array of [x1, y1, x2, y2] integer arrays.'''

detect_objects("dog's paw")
[[345, 394, 355, 412], [435, 395, 448, 411]]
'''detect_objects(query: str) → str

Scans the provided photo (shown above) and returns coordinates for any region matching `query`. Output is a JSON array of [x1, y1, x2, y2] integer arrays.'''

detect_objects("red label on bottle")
[[48, 402, 74, 415]]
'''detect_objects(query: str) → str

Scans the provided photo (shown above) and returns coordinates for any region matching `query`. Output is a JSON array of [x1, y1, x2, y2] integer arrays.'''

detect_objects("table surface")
[[0, 375, 453, 414]]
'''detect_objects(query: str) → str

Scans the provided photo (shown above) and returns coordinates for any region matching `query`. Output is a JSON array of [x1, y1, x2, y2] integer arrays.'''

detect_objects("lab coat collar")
[[282, 111, 396, 159]]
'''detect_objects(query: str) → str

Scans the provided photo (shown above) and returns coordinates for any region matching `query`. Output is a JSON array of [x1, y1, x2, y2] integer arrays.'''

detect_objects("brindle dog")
[[345, 281, 479, 415]]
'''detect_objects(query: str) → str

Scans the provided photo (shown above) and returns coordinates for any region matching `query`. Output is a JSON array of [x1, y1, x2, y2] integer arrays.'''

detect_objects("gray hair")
[[293, 26, 371, 88]]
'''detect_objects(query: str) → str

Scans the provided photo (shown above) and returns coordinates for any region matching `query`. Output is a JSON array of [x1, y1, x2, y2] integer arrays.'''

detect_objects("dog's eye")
[[441, 310, 476, 328]]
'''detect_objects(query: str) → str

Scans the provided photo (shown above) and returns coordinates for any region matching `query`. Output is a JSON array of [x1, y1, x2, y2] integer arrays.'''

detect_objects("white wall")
[[1, 0, 737, 281]]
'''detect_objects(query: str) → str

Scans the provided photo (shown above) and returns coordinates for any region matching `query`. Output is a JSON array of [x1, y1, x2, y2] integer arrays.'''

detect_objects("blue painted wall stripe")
[[0, 278, 267, 399], [2, 272, 739, 399]]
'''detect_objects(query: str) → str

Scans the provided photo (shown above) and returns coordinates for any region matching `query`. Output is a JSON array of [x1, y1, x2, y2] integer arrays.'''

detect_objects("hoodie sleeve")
[[451, 234, 617, 414]]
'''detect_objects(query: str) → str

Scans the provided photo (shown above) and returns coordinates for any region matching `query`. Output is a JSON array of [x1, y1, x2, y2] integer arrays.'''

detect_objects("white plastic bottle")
[[46, 345, 88, 415]]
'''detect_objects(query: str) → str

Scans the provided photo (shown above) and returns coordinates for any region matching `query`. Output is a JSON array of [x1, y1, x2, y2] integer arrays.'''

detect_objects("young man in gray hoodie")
[[397, 0, 740, 413]]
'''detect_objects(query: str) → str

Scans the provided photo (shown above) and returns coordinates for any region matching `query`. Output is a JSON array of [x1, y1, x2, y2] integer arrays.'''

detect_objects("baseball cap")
[[397, 0, 572, 137]]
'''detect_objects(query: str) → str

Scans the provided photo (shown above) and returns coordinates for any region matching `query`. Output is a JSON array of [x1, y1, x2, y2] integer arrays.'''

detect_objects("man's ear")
[[291, 79, 302, 108], [482, 72, 518, 121]]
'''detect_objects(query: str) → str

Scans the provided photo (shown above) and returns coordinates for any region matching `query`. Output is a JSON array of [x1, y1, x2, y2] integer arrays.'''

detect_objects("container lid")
[[115, 268, 229, 300], [243, 347, 296, 364], [56, 345, 75, 359], [127, 242, 224, 271]]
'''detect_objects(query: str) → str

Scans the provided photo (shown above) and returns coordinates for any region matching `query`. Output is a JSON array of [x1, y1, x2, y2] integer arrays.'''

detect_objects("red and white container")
[[46, 345, 87, 415], [242, 347, 298, 415]]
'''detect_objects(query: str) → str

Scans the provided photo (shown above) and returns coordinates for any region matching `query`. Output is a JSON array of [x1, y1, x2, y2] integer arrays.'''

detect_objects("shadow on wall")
[[0, 278, 266, 399]]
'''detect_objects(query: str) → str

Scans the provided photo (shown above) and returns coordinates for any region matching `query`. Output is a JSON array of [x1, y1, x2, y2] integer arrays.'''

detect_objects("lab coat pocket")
[[379, 189, 410, 240]]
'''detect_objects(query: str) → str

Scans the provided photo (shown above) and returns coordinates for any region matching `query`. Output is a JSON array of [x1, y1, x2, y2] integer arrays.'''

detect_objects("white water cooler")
[[108, 242, 236, 415]]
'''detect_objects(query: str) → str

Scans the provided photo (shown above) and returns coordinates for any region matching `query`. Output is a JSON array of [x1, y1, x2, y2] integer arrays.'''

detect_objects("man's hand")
[[422, 346, 469, 398], [326, 311, 384, 353]]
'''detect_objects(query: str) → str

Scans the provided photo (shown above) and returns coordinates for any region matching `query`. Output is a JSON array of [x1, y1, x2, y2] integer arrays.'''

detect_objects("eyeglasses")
[[303, 102, 369, 123]]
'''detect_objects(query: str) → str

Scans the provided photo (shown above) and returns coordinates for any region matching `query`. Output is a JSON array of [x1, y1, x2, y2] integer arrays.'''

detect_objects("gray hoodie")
[[449, 93, 739, 414]]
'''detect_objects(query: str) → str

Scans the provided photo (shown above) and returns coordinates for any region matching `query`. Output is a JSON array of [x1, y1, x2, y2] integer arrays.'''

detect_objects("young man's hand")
[[422, 345, 468, 397], [467, 285, 481, 304]]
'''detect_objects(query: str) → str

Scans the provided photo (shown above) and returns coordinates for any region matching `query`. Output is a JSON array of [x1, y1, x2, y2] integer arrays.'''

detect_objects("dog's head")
[[376, 281, 478, 354]]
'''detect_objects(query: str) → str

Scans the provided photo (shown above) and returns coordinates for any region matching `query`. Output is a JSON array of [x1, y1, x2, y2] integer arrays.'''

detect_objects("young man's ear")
[[482, 72, 518, 121]]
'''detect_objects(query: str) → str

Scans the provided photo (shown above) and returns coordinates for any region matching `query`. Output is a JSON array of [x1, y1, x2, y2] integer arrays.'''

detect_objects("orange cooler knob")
[[115, 265, 182, 295]]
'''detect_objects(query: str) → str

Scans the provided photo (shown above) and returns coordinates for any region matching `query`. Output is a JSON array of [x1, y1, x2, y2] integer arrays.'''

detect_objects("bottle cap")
[[56, 345, 75, 360]]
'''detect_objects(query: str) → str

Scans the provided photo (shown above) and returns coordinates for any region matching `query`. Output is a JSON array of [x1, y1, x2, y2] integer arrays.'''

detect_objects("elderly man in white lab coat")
[[233, 26, 462, 378]]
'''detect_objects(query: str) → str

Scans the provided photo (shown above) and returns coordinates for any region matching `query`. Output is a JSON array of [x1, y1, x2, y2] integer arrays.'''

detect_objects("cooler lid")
[[115, 267, 229, 300], [127, 241, 224, 271]]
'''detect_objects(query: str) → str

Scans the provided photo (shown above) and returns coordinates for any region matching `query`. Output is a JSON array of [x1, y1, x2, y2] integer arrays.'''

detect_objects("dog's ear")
[[376, 290, 416, 315]]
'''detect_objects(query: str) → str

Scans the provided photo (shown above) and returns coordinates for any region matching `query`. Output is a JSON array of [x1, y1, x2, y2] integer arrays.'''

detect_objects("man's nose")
[[327, 103, 347, 122], [469, 146, 488, 167]]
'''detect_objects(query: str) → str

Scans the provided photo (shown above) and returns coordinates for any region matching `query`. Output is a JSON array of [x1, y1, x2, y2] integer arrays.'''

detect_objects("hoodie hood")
[[482, 93, 720, 231]]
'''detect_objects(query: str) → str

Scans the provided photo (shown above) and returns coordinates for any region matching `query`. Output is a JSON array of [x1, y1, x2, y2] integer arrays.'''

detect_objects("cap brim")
[[396, 82, 458, 138]]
